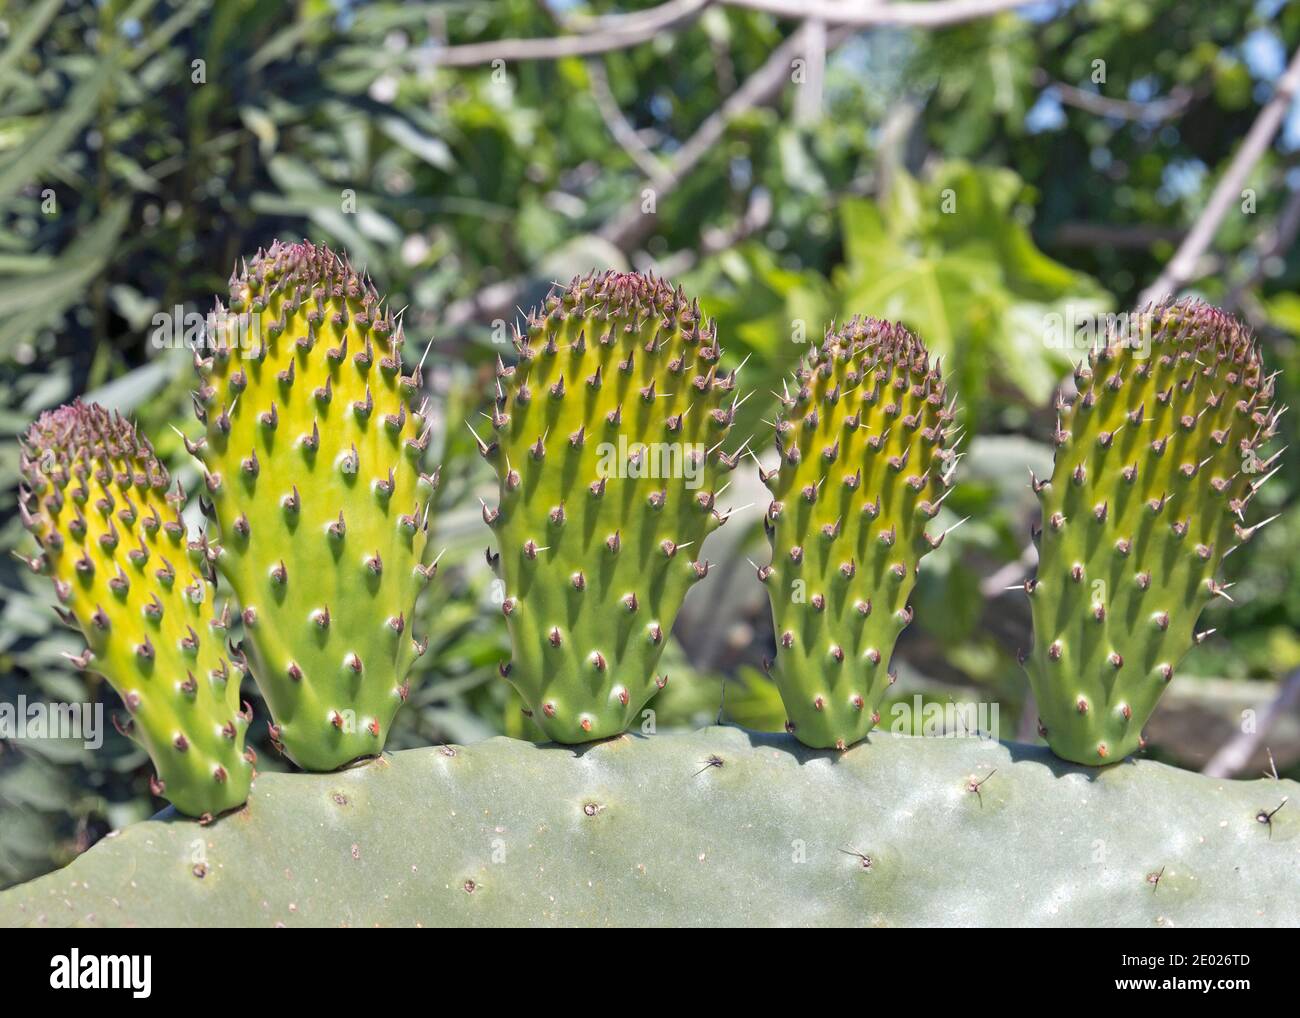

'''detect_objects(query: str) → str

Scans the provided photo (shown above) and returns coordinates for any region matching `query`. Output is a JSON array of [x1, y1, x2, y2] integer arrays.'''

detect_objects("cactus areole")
[[192, 240, 437, 771], [484, 271, 741, 742], [763, 319, 958, 750], [18, 403, 253, 819], [1025, 301, 1284, 765]]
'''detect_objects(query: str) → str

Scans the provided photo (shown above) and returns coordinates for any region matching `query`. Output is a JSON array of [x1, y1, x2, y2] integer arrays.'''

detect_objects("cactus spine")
[[762, 319, 958, 749], [1025, 301, 1283, 764], [191, 240, 437, 771], [17, 403, 252, 819], [484, 271, 739, 742]]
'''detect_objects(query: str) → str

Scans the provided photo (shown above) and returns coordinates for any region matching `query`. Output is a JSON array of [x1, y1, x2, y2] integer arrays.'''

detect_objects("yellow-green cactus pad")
[[1025, 301, 1283, 764], [191, 241, 437, 770], [483, 272, 741, 742], [762, 319, 958, 749], [18, 402, 252, 819]]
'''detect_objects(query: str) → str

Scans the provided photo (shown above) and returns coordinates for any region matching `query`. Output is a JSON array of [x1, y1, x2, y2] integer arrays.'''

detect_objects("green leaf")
[[0, 0, 62, 97], [0, 200, 130, 355], [378, 114, 455, 171], [0, 61, 114, 202]]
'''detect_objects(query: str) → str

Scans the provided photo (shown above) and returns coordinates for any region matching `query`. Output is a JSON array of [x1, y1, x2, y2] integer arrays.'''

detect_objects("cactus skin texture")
[[1025, 301, 1284, 765], [484, 272, 738, 742], [192, 240, 436, 771], [17, 403, 252, 819], [3, 727, 1296, 927], [762, 319, 957, 750]]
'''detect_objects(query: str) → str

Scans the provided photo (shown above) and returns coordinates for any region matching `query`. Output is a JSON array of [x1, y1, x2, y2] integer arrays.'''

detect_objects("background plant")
[[1, 0, 1298, 889]]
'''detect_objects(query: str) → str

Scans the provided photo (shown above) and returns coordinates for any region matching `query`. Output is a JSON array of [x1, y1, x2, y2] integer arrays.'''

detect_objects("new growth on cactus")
[[190, 241, 438, 771], [17, 403, 252, 819], [482, 271, 742, 742], [1024, 301, 1284, 765], [762, 319, 959, 750]]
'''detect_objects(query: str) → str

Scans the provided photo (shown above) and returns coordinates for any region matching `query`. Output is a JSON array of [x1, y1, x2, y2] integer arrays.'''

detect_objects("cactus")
[[2, 725, 1295, 927], [1024, 302, 1284, 765], [761, 319, 958, 749], [189, 240, 437, 770], [482, 271, 739, 742], [16, 403, 252, 819]]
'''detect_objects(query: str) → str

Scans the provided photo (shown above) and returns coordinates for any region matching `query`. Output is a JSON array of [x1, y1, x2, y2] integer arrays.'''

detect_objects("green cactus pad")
[[483, 272, 740, 742], [1025, 302, 1284, 765], [3, 726, 1296, 927], [762, 320, 957, 749], [17, 403, 252, 819], [191, 240, 436, 770]]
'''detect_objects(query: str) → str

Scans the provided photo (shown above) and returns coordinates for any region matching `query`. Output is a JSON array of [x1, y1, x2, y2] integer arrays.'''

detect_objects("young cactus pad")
[[762, 319, 958, 750], [191, 240, 437, 771], [17, 402, 252, 819], [1024, 301, 1283, 764], [483, 271, 740, 742]]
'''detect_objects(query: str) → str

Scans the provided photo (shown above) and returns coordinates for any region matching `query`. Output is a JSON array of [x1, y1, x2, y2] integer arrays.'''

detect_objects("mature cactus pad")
[[192, 240, 436, 770], [3, 726, 1296, 927], [1025, 302, 1283, 765], [484, 272, 738, 742], [17, 403, 252, 818], [762, 320, 957, 749]]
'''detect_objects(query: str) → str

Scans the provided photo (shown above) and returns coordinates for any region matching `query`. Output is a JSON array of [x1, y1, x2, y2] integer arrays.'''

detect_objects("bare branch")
[[423, 0, 712, 67], [979, 543, 1038, 599], [795, 19, 827, 126], [1054, 222, 1187, 249], [586, 59, 674, 188], [442, 24, 854, 330], [1140, 43, 1300, 305], [1202, 668, 1300, 779], [735, 0, 1039, 26], [425, 0, 1043, 67], [1035, 71, 1194, 123], [436, 0, 1054, 330], [1223, 182, 1300, 310], [599, 24, 855, 252], [651, 187, 775, 277]]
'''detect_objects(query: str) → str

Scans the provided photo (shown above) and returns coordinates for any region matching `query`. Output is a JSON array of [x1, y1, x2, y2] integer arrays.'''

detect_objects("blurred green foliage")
[[2, 0, 1298, 888]]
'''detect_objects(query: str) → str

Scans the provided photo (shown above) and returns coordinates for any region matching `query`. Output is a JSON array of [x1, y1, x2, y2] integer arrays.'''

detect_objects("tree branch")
[[436, 0, 1053, 330], [425, 0, 1042, 67], [441, 24, 854, 330], [425, 0, 713, 67], [1223, 182, 1300, 310], [1140, 43, 1300, 306], [1035, 72, 1194, 123], [1202, 669, 1300, 779], [598, 24, 854, 252], [734, 0, 1038, 26], [585, 58, 674, 188], [1053, 222, 1186, 249]]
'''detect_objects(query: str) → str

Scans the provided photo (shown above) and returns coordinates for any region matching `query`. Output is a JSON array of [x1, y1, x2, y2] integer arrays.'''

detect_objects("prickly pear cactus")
[[190, 240, 437, 771], [16, 403, 252, 819], [482, 272, 739, 742], [3, 727, 1296, 928], [761, 319, 958, 749], [1025, 302, 1283, 764]]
